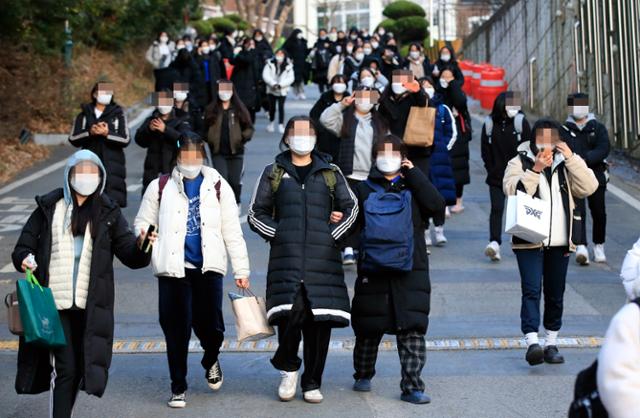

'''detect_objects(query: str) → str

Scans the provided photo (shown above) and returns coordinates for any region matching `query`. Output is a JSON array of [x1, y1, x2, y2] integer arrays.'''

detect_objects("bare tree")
[[231, 0, 295, 46]]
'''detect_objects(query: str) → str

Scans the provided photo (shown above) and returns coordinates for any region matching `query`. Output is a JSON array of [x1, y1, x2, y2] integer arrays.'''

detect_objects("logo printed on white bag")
[[524, 205, 543, 220]]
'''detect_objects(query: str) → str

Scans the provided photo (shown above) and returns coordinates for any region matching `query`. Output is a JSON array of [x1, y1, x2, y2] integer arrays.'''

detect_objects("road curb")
[[0, 336, 603, 354]]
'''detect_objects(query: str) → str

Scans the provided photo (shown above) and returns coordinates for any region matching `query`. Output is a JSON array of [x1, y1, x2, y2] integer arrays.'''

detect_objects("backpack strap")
[[157, 173, 171, 203], [322, 167, 338, 209], [365, 179, 386, 193], [484, 116, 493, 144], [514, 113, 524, 142], [269, 163, 285, 194]]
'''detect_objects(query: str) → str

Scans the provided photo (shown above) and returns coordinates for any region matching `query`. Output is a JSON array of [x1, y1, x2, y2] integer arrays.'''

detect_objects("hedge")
[[383, 0, 426, 20]]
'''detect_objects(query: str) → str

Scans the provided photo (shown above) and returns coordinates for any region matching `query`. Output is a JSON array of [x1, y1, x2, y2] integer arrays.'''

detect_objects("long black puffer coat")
[[11, 189, 151, 396], [68, 103, 130, 207], [441, 80, 472, 186], [135, 109, 191, 193], [248, 151, 358, 327], [351, 167, 445, 337], [231, 49, 261, 111]]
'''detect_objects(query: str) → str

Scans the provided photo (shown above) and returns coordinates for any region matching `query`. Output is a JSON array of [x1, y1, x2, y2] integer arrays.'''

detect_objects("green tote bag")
[[16, 269, 66, 347]]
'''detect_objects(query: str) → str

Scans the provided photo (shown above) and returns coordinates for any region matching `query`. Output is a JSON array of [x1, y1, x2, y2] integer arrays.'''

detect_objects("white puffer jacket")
[[262, 58, 295, 97], [134, 166, 250, 279]]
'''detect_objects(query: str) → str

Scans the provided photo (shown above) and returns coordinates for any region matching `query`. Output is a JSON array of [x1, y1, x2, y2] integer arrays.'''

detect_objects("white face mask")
[[177, 162, 202, 179], [363, 47, 372, 55], [391, 82, 406, 95], [173, 91, 188, 102], [297, 33, 303, 39], [424, 87, 435, 98], [361, 76, 375, 88], [376, 156, 402, 174], [185, 42, 193, 51], [201, 46, 210, 54], [356, 102, 374, 113], [275, 55, 285, 63], [335, 45, 342, 53], [176, 44, 185, 50], [409, 51, 420, 60], [439, 79, 450, 89], [159, 36, 168, 44], [96, 93, 112, 105], [71, 173, 101, 196], [288, 135, 316, 155], [378, 28, 386, 36], [354, 52, 365, 61], [329, 33, 338, 42], [371, 41, 379, 49], [218, 91, 233, 102], [572, 106, 589, 120], [346, 46, 354, 54], [506, 106, 521, 118], [157, 105, 173, 115], [440, 54, 451, 62], [350, 34, 358, 40], [332, 83, 347, 94], [255, 36, 263, 42]]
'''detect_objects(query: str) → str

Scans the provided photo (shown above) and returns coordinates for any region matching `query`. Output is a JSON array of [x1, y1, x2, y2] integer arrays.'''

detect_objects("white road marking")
[[2, 205, 32, 212], [608, 183, 640, 212], [127, 184, 142, 192], [0, 263, 15, 273]]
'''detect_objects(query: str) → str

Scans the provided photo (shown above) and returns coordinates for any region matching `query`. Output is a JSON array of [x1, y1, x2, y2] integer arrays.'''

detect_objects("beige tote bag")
[[229, 289, 275, 342], [403, 106, 436, 147]]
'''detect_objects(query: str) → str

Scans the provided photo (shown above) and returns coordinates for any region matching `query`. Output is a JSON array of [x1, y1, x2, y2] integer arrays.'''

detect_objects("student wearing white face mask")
[[69, 82, 130, 207], [263, 50, 295, 133], [135, 134, 250, 409], [248, 116, 357, 404], [480, 92, 532, 261], [356, 65, 389, 93], [146, 31, 175, 69], [310, 74, 351, 162], [204, 80, 255, 207], [404, 42, 433, 80], [12, 150, 152, 417], [350, 135, 445, 404], [136, 90, 192, 194], [431, 45, 464, 85], [343, 46, 366, 83]]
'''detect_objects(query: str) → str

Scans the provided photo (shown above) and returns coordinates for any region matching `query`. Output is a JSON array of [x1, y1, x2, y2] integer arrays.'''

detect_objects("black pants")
[[489, 185, 506, 244], [353, 331, 427, 394], [575, 185, 607, 245], [212, 153, 244, 203], [268, 94, 286, 124], [455, 183, 464, 199], [51, 309, 86, 418], [271, 285, 332, 392], [514, 247, 570, 334], [159, 270, 225, 394], [317, 81, 328, 93]]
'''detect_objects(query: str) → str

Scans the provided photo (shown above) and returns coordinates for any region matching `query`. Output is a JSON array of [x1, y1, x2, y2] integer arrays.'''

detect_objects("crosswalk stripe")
[[0, 262, 15, 273]]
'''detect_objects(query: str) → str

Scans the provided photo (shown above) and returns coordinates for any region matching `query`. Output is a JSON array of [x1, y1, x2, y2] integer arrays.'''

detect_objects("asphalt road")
[[0, 86, 638, 417]]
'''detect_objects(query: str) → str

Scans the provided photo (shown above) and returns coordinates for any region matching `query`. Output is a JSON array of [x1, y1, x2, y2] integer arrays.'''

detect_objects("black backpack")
[[568, 298, 640, 418]]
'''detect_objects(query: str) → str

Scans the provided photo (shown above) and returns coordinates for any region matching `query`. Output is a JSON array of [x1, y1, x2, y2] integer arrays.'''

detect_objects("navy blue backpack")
[[360, 180, 414, 274]]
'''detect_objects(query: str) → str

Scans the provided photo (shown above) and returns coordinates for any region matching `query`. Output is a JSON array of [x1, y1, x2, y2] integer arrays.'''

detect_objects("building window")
[[317, 1, 370, 31]]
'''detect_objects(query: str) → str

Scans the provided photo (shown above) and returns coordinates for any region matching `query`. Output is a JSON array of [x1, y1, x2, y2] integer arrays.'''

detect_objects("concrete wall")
[[461, 0, 615, 151]]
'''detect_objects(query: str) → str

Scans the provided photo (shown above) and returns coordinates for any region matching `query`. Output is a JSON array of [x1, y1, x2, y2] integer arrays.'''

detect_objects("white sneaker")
[[424, 228, 432, 247], [167, 392, 186, 408], [303, 389, 323, 404], [266, 122, 275, 133], [593, 244, 607, 263], [434, 226, 447, 246], [484, 241, 501, 261], [575, 245, 590, 265], [278, 371, 298, 401], [445, 207, 451, 218], [278, 123, 285, 133]]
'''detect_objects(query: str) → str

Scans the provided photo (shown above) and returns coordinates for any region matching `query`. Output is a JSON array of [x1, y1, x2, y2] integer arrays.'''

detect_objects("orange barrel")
[[470, 63, 490, 99], [459, 61, 474, 96], [478, 68, 506, 110]]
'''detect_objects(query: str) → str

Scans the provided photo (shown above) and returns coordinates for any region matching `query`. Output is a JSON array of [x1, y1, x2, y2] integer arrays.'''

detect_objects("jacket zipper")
[[300, 181, 307, 284]]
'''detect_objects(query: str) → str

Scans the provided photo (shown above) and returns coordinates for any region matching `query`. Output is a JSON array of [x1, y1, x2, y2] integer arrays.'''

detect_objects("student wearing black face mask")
[[503, 119, 598, 367], [248, 116, 357, 404]]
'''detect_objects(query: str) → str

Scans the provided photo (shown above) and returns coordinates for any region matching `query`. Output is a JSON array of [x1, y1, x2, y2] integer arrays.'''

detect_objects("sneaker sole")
[[342, 260, 356, 265], [484, 247, 501, 261], [435, 240, 447, 247], [303, 397, 323, 404], [168, 402, 186, 408], [207, 377, 223, 391], [544, 357, 565, 364], [279, 393, 296, 402], [526, 351, 545, 366]]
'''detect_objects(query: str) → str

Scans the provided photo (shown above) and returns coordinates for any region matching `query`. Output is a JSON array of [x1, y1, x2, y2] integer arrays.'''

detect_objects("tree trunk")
[[235, 0, 247, 21], [273, 1, 293, 44], [265, 0, 281, 39], [255, 1, 267, 30], [245, 0, 257, 29]]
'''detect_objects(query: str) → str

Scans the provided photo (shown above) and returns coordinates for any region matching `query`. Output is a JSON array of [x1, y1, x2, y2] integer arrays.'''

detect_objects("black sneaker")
[[167, 392, 186, 408], [544, 345, 565, 364], [525, 344, 544, 366], [206, 360, 224, 391]]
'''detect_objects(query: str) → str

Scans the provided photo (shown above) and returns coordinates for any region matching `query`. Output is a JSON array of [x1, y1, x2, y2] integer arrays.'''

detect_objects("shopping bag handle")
[[241, 288, 258, 299], [25, 269, 43, 292]]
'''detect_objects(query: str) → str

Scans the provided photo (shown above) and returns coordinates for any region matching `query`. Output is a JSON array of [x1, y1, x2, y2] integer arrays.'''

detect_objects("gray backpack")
[[484, 113, 524, 144]]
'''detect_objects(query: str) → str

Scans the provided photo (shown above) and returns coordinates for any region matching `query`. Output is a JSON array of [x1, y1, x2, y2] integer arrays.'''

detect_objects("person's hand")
[[97, 122, 109, 136], [555, 142, 573, 159], [273, 84, 281, 90], [154, 118, 166, 133], [401, 158, 414, 170], [90, 124, 101, 136], [137, 230, 158, 249], [21, 254, 37, 272], [341, 94, 355, 107], [235, 277, 250, 289], [533, 150, 553, 172], [403, 80, 420, 93], [432, 65, 440, 76], [330, 211, 344, 224]]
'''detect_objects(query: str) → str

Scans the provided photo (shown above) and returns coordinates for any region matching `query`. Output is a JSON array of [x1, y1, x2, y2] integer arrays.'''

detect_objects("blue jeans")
[[514, 247, 570, 335]]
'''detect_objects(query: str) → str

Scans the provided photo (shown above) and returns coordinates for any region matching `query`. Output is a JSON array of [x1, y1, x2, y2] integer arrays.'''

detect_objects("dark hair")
[[330, 74, 347, 85], [417, 75, 435, 87], [279, 116, 317, 152], [439, 45, 457, 63], [567, 92, 589, 105], [90, 82, 114, 105], [253, 29, 264, 38], [340, 86, 388, 139], [372, 134, 407, 161], [408, 42, 422, 52], [204, 80, 253, 128], [68, 167, 102, 238], [177, 132, 207, 158], [490, 92, 507, 121], [530, 117, 564, 155]]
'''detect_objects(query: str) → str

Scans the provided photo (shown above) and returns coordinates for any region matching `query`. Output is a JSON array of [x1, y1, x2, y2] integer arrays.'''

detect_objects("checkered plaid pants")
[[353, 331, 426, 393]]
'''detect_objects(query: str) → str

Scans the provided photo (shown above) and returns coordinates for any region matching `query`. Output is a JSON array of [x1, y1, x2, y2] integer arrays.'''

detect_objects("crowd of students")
[[8, 23, 637, 418]]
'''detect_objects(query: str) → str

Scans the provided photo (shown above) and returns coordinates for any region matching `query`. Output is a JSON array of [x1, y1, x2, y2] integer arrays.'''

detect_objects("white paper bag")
[[505, 191, 551, 243], [229, 290, 275, 342]]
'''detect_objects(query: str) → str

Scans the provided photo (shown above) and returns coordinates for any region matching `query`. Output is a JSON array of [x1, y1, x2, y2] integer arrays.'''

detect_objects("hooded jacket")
[[69, 102, 130, 207], [563, 114, 611, 186], [428, 97, 458, 205], [503, 140, 599, 251], [262, 58, 295, 97], [247, 151, 358, 327], [12, 150, 150, 396], [231, 48, 262, 109]]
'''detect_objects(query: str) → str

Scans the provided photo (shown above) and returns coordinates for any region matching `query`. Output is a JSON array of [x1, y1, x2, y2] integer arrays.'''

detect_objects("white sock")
[[525, 332, 539, 346], [344, 247, 354, 256], [544, 329, 558, 347]]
